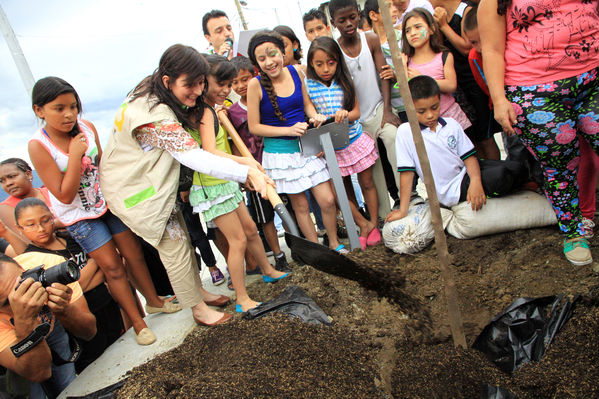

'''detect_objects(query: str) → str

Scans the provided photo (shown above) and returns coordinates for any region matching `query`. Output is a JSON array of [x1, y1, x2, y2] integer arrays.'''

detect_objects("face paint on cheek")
[[419, 28, 428, 40]]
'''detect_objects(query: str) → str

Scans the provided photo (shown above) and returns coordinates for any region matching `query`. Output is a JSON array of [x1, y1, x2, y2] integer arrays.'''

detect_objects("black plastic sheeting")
[[481, 383, 518, 399], [473, 295, 578, 373], [66, 379, 126, 399], [243, 285, 331, 325]]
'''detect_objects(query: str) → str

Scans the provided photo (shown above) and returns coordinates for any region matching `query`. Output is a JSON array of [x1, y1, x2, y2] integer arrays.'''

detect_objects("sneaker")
[[274, 252, 289, 271], [210, 267, 225, 285], [563, 237, 593, 266], [277, 229, 285, 237], [582, 218, 595, 238]]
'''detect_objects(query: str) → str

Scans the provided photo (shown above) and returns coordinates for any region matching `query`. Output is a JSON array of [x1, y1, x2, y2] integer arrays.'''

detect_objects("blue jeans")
[[66, 210, 129, 253], [29, 321, 76, 399]]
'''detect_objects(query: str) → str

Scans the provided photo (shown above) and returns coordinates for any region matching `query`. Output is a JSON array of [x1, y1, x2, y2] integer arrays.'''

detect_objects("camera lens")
[[41, 259, 80, 287]]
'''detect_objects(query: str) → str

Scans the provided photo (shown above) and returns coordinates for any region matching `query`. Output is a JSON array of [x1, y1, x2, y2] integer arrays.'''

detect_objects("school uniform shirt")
[[395, 117, 476, 207], [0, 253, 83, 353]]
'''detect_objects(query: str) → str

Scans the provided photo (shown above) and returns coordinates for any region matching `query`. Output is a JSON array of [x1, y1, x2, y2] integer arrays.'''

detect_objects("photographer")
[[0, 252, 96, 398]]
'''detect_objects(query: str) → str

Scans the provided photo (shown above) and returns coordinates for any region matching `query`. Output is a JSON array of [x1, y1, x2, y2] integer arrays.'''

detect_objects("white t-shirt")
[[395, 117, 475, 206]]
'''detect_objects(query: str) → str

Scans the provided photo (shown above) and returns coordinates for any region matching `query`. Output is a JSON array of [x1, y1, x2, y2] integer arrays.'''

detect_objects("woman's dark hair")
[[273, 25, 303, 63], [401, 8, 446, 58], [14, 197, 51, 224], [248, 31, 287, 122], [31, 77, 82, 137], [130, 44, 208, 130], [0, 158, 32, 174], [306, 37, 356, 111]]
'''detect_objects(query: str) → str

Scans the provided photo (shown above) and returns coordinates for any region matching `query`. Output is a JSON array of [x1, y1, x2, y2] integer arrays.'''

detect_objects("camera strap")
[[50, 332, 81, 366], [10, 322, 51, 358], [10, 322, 81, 365]]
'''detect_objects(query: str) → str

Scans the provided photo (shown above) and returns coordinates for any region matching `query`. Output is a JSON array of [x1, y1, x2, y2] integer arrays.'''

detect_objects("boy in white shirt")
[[386, 75, 525, 222]]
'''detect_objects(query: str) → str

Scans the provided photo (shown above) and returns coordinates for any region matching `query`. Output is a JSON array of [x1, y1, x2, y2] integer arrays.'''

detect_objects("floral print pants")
[[506, 66, 599, 238]]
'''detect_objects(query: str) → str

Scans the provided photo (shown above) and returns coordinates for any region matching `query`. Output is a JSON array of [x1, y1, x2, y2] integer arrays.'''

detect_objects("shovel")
[[216, 109, 358, 271]]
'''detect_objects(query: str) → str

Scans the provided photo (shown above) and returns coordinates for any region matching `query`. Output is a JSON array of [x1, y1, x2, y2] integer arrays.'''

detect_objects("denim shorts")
[[66, 210, 129, 253]]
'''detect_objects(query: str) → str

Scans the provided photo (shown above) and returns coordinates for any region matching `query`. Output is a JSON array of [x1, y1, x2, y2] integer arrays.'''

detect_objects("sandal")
[[334, 244, 349, 254], [366, 228, 382, 247], [358, 237, 367, 251]]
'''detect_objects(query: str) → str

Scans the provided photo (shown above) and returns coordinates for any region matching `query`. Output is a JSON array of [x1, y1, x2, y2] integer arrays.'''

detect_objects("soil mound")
[[115, 225, 598, 398]]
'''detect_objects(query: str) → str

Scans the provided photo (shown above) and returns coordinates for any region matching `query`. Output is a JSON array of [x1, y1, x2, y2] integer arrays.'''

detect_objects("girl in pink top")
[[479, 0, 599, 266], [401, 8, 472, 131]]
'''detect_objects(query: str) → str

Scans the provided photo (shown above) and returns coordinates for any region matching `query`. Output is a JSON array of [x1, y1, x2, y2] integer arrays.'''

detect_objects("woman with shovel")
[[99, 44, 273, 326]]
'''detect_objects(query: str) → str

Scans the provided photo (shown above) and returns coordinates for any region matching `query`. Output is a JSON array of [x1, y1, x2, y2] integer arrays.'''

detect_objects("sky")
[[0, 0, 324, 167]]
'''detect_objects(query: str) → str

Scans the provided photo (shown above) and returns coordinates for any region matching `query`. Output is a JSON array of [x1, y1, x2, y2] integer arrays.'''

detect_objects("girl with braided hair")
[[246, 30, 349, 253]]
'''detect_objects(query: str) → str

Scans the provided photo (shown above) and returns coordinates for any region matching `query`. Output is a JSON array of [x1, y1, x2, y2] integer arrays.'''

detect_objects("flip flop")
[[366, 228, 382, 247], [334, 244, 349, 254], [358, 237, 367, 251]]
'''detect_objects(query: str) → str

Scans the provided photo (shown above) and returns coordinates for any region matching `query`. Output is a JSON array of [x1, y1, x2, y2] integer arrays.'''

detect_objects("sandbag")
[[446, 191, 556, 240], [383, 198, 453, 254]]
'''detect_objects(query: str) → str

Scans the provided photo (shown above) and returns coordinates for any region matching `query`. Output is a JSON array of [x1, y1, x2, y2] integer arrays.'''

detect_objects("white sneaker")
[[582, 218, 595, 238]]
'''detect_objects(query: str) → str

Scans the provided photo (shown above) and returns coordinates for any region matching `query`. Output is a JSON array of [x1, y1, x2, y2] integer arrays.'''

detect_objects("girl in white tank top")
[[28, 77, 181, 345]]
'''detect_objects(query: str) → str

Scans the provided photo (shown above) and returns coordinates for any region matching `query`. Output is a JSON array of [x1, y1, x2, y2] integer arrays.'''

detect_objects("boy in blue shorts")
[[386, 76, 525, 223]]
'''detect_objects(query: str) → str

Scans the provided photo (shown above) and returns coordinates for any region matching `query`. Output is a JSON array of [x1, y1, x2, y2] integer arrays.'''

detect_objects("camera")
[[17, 259, 80, 289]]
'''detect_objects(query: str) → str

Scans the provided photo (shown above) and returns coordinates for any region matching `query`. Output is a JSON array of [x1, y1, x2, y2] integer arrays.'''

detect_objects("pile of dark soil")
[[390, 292, 599, 398], [116, 314, 383, 399], [116, 225, 598, 398]]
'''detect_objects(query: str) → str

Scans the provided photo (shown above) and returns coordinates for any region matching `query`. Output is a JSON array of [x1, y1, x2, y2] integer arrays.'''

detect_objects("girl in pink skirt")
[[305, 36, 381, 250]]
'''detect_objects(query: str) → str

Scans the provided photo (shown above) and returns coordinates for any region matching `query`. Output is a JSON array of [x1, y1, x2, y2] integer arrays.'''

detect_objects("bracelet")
[[10, 322, 51, 358]]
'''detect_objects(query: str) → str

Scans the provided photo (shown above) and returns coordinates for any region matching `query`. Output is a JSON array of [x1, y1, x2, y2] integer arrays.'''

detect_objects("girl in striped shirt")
[[305, 36, 381, 250]]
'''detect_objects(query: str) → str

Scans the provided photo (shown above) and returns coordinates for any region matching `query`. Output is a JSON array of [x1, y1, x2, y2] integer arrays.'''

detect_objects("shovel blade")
[[284, 232, 357, 273]]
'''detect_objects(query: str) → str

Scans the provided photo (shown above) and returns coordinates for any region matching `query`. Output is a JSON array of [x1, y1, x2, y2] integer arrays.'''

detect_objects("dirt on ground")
[[116, 225, 599, 399]]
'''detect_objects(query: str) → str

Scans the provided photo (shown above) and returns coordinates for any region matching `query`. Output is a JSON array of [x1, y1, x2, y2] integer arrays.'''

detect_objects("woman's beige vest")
[[100, 96, 180, 246]]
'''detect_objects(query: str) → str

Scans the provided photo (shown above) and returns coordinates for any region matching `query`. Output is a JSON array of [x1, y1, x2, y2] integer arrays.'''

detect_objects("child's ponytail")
[[259, 71, 286, 122]]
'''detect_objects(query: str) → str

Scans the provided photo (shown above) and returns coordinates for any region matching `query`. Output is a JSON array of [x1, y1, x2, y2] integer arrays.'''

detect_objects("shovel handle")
[[217, 109, 300, 236]]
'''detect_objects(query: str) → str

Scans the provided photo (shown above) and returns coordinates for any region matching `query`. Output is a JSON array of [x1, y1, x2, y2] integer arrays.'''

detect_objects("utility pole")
[[234, 0, 249, 30], [0, 4, 35, 96]]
